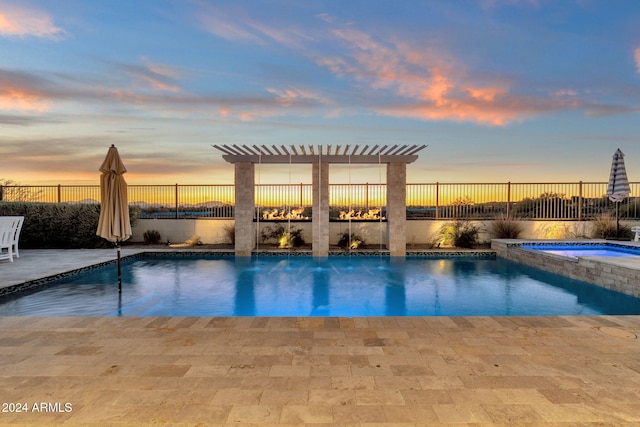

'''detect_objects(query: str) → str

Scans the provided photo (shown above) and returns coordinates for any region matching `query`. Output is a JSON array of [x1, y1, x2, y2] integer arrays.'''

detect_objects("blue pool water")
[[2, 256, 640, 316], [522, 244, 640, 258]]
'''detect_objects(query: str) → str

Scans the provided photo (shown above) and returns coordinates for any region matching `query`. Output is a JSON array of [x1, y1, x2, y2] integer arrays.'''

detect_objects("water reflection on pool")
[[2, 256, 640, 316]]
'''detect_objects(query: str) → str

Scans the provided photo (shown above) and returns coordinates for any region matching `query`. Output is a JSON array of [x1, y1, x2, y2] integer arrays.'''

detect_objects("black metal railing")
[[1, 181, 638, 220]]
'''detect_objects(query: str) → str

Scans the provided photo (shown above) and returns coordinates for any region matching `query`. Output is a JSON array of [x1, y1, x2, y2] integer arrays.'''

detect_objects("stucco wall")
[[132, 219, 234, 245], [132, 219, 640, 245]]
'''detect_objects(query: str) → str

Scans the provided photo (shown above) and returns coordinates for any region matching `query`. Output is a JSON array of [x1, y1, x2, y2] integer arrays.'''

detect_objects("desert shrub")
[[591, 213, 632, 239], [487, 216, 525, 239], [223, 224, 235, 244], [564, 222, 590, 239], [591, 213, 616, 238], [169, 235, 203, 247], [261, 223, 305, 248], [185, 235, 202, 245], [423, 231, 441, 249], [143, 229, 162, 244], [440, 220, 479, 248], [337, 232, 365, 249]]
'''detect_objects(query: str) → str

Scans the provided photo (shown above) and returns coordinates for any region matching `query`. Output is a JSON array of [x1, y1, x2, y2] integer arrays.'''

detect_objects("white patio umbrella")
[[606, 148, 631, 237], [97, 144, 131, 291]]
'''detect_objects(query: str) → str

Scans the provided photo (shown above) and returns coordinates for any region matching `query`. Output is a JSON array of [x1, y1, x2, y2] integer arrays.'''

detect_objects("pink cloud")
[[198, 11, 263, 44], [317, 28, 529, 125], [316, 27, 581, 126], [194, 2, 291, 46], [213, 86, 329, 121], [554, 89, 578, 97], [112, 59, 182, 93], [265, 86, 329, 107], [139, 59, 181, 92], [635, 46, 640, 74], [0, 87, 48, 111], [0, 70, 51, 111], [0, 4, 64, 39], [378, 101, 522, 126], [466, 86, 507, 102], [193, 3, 309, 49]]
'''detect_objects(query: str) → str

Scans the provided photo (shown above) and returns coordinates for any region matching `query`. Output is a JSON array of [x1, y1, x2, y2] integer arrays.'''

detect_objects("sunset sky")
[[1, 0, 639, 185]]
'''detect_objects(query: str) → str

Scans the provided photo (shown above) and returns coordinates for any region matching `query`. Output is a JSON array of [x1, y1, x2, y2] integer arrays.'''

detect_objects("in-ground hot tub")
[[491, 240, 640, 298], [520, 242, 640, 259]]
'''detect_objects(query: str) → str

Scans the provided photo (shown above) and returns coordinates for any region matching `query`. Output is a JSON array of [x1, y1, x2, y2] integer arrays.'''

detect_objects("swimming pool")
[[521, 243, 640, 258], [2, 255, 640, 316]]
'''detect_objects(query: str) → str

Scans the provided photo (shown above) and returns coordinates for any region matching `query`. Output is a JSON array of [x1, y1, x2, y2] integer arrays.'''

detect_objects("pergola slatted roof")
[[213, 144, 427, 164]]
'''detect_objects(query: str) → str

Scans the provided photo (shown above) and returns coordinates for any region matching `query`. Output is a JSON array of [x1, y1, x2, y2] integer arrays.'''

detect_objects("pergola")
[[213, 144, 427, 256]]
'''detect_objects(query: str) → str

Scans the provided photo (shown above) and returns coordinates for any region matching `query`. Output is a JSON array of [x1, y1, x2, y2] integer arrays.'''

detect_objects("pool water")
[[4, 255, 640, 317], [522, 244, 640, 258], [2, 256, 640, 316]]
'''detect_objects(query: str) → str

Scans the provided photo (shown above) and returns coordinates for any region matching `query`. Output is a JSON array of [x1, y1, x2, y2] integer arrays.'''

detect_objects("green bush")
[[0, 202, 137, 249]]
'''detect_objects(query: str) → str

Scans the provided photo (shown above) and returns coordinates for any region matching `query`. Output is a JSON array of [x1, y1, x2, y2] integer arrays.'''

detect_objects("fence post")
[[578, 181, 583, 221], [365, 182, 369, 210], [300, 183, 303, 208], [57, 184, 62, 203], [175, 183, 179, 219], [435, 182, 439, 219], [506, 182, 511, 218]]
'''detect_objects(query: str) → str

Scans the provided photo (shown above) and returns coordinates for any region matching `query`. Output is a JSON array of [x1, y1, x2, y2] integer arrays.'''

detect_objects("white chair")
[[0, 223, 15, 262], [9, 216, 24, 258], [632, 226, 640, 242]]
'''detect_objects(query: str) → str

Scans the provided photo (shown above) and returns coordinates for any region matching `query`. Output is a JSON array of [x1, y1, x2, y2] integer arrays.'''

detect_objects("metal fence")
[[1, 182, 639, 220], [407, 182, 640, 220]]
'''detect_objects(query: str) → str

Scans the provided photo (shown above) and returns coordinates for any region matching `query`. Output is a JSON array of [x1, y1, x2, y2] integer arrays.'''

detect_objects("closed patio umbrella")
[[606, 148, 630, 237], [97, 144, 131, 291]]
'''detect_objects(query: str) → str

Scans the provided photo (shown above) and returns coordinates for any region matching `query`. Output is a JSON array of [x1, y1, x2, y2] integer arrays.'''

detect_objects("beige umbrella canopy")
[[97, 144, 131, 243]]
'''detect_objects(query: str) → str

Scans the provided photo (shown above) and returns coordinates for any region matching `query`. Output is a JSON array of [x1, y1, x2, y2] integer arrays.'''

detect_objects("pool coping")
[[492, 239, 640, 298]]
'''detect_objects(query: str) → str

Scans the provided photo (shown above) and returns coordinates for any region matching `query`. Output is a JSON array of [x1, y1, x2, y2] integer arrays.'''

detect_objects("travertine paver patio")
[[1, 250, 640, 425], [1, 316, 640, 425]]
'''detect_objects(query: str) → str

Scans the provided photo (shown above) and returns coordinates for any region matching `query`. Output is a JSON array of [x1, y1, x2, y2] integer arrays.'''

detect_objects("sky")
[[1, 0, 639, 185]]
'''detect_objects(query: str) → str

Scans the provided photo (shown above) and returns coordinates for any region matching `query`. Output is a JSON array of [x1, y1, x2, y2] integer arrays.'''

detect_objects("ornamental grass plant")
[[487, 215, 525, 239]]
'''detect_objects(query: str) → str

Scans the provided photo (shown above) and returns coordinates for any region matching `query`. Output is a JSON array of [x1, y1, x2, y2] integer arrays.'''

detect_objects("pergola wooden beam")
[[212, 144, 427, 164]]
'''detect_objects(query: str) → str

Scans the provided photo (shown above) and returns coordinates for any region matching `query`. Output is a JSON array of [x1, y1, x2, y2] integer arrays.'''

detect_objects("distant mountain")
[[128, 200, 230, 208], [187, 201, 229, 208]]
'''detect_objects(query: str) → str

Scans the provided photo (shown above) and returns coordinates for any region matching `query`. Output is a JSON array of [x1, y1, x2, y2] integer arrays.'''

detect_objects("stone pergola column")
[[387, 162, 407, 256], [215, 144, 426, 257], [312, 160, 329, 257], [234, 162, 255, 256]]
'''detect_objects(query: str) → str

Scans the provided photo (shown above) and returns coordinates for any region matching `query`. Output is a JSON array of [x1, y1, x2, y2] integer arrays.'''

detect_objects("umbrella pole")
[[117, 241, 122, 293], [616, 203, 620, 238]]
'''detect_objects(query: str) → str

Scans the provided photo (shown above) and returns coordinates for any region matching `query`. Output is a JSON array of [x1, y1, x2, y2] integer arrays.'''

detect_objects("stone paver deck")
[[1, 316, 640, 425], [1, 250, 640, 425]]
